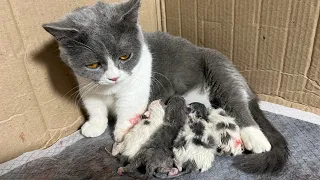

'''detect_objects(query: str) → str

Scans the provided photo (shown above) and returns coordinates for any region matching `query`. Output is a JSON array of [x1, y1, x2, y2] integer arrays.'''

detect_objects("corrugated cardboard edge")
[[259, 95, 320, 115], [156, 0, 167, 32]]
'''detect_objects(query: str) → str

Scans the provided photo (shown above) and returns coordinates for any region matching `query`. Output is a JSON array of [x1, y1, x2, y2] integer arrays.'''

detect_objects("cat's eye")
[[119, 54, 131, 61], [86, 63, 100, 69]]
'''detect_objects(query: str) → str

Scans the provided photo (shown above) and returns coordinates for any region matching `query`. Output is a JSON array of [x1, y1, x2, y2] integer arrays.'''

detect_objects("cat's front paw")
[[81, 120, 107, 137], [240, 126, 271, 153]]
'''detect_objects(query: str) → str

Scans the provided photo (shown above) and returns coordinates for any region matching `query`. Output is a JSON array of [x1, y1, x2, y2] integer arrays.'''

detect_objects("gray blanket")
[[1, 112, 320, 180]]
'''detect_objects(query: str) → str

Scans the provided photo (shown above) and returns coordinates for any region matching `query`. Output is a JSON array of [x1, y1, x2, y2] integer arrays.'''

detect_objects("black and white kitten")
[[42, 0, 289, 173], [173, 102, 243, 174]]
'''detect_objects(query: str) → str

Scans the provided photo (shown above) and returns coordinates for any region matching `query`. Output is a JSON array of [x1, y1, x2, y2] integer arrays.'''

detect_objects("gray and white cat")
[[42, 0, 289, 173]]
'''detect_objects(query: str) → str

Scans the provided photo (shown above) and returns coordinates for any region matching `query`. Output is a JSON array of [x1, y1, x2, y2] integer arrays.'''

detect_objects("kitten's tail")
[[233, 97, 290, 173]]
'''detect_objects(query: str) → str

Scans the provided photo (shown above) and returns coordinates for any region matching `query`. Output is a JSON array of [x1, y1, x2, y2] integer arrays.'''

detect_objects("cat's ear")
[[42, 22, 79, 41], [118, 0, 141, 25]]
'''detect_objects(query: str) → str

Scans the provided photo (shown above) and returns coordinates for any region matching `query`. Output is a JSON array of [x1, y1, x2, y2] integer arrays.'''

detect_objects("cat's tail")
[[233, 97, 290, 173]]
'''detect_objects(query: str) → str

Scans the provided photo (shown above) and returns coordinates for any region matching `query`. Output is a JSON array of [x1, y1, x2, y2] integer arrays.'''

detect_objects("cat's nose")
[[108, 77, 119, 81]]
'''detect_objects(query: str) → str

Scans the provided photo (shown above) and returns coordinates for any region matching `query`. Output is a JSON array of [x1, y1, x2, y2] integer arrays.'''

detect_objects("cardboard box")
[[1, 0, 319, 163], [163, 0, 320, 115], [0, 0, 160, 163]]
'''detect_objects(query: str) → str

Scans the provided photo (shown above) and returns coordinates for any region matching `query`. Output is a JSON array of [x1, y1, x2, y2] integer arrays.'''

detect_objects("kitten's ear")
[[42, 22, 79, 41], [118, 0, 141, 24]]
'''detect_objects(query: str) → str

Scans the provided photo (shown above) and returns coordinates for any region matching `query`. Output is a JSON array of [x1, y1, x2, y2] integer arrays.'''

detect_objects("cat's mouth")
[[97, 79, 117, 85], [97, 76, 123, 85]]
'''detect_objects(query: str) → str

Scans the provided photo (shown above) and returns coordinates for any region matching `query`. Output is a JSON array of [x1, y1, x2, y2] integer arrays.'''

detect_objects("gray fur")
[[190, 121, 205, 136], [173, 136, 187, 149], [216, 122, 237, 131], [118, 96, 188, 176], [192, 138, 215, 149], [145, 32, 256, 128], [43, 0, 143, 82], [188, 102, 209, 120], [42, 0, 289, 173]]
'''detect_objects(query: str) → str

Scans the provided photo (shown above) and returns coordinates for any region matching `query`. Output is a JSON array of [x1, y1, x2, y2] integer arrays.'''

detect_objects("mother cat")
[[43, 0, 288, 173]]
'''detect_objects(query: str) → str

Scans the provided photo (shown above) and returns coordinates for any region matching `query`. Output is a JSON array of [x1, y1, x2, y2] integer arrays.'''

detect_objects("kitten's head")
[[164, 96, 189, 125], [187, 102, 209, 121], [148, 99, 166, 120], [42, 0, 143, 85]]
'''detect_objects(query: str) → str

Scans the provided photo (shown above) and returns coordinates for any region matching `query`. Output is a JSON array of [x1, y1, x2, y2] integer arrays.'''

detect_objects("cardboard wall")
[[164, 0, 320, 115], [0, 0, 160, 163]]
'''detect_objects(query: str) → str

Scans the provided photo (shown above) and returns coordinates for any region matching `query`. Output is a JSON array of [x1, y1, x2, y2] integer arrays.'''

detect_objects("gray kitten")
[[43, 0, 289, 173]]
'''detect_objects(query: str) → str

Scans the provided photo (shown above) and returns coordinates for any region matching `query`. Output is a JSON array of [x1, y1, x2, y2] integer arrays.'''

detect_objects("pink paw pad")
[[235, 138, 243, 147], [129, 114, 141, 125], [117, 167, 124, 176], [168, 168, 179, 176]]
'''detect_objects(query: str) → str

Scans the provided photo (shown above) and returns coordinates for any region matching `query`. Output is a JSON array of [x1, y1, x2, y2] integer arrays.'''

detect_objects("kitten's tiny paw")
[[117, 167, 124, 176], [111, 142, 121, 156], [168, 168, 179, 176], [114, 129, 127, 142], [240, 127, 271, 153], [81, 121, 107, 137]]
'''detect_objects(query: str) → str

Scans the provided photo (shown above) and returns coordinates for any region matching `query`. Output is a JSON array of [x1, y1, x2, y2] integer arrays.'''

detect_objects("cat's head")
[[187, 102, 209, 121], [42, 0, 143, 85], [164, 96, 189, 125]]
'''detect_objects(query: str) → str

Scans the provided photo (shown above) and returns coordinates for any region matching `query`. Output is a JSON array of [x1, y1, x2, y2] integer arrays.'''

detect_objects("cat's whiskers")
[[152, 72, 173, 88], [150, 77, 161, 92], [151, 76, 165, 91], [72, 84, 88, 107], [131, 76, 165, 102], [74, 84, 96, 107], [132, 76, 158, 97], [61, 82, 89, 100], [67, 83, 90, 104], [151, 80, 160, 94], [73, 82, 95, 106], [80, 83, 98, 100]]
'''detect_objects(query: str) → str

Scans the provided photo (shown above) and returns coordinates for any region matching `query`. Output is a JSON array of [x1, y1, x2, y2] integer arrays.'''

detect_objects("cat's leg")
[[80, 93, 108, 137], [222, 93, 271, 153], [208, 89, 271, 153], [201, 49, 272, 154], [113, 93, 149, 142]]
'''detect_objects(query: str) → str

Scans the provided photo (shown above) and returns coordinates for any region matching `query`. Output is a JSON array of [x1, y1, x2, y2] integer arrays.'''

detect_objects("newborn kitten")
[[111, 99, 166, 161], [173, 102, 217, 174], [209, 108, 244, 156], [172, 103, 243, 176], [117, 96, 188, 177]]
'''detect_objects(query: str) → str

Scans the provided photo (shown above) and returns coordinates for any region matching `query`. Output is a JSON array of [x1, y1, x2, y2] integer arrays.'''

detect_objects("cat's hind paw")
[[240, 126, 271, 153], [117, 167, 124, 176], [81, 121, 107, 137]]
